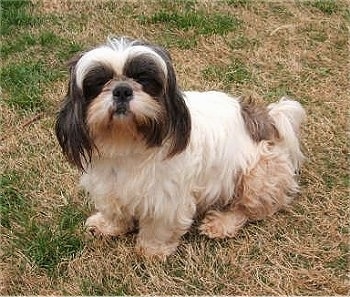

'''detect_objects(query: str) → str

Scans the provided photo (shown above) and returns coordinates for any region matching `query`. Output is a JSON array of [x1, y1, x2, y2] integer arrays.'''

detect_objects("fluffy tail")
[[268, 97, 306, 171]]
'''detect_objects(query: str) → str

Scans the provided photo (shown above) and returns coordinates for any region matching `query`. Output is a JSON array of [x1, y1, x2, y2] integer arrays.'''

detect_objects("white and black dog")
[[56, 36, 306, 257]]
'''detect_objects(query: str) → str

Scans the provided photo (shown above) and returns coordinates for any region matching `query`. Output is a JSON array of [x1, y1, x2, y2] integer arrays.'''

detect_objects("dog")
[[56, 36, 306, 257]]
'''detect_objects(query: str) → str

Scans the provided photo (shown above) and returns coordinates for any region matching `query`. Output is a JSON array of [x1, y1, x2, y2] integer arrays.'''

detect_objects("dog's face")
[[56, 37, 191, 170]]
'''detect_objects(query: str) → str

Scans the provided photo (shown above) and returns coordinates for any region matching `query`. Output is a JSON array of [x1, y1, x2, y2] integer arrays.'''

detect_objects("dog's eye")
[[136, 76, 153, 86], [84, 67, 113, 86], [136, 76, 163, 97], [84, 77, 110, 98], [134, 73, 162, 88], [95, 78, 110, 87], [133, 72, 150, 83], [83, 66, 113, 100]]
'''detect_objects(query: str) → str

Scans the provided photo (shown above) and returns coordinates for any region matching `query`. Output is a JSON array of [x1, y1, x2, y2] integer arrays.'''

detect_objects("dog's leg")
[[199, 206, 248, 238], [85, 207, 135, 237], [136, 201, 195, 258], [136, 218, 182, 258], [200, 144, 299, 239]]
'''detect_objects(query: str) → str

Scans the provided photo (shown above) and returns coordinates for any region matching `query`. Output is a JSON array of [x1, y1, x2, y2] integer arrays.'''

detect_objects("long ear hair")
[[55, 55, 94, 171], [164, 64, 191, 157], [152, 45, 191, 157]]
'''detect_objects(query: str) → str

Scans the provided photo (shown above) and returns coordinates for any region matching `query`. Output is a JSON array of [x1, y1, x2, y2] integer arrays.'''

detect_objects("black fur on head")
[[55, 55, 94, 171], [160, 48, 191, 158], [128, 41, 191, 157]]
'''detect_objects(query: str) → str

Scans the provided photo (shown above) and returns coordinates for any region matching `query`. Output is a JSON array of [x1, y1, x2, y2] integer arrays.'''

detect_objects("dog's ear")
[[164, 64, 191, 157], [55, 54, 94, 171], [152, 45, 191, 157]]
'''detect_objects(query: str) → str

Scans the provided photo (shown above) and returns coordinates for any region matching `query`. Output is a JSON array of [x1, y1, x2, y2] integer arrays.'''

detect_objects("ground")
[[0, 0, 349, 295]]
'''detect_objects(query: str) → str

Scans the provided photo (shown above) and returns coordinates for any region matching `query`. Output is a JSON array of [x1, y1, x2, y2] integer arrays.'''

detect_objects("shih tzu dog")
[[56, 36, 306, 257]]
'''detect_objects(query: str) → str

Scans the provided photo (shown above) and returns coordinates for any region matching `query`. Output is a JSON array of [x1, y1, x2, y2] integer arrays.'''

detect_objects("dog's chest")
[[83, 159, 152, 196], [81, 156, 189, 217]]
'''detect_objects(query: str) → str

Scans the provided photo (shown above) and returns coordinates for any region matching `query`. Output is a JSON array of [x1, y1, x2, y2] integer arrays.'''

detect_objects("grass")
[[1, 0, 349, 295], [307, 0, 340, 15], [14, 219, 84, 274], [226, 0, 251, 7], [202, 58, 252, 90], [138, 5, 240, 49], [228, 34, 259, 50], [1, 61, 63, 111], [0, 171, 29, 229], [140, 10, 240, 35], [1, 170, 84, 277], [1, 24, 82, 111], [1, 0, 40, 35]]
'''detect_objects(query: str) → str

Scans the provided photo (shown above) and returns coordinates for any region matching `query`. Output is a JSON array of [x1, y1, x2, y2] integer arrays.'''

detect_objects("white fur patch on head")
[[107, 36, 168, 75], [75, 46, 122, 89], [75, 37, 168, 90]]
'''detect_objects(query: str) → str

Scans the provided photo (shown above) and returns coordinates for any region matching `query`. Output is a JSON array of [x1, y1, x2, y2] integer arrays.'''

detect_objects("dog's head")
[[56, 37, 191, 170]]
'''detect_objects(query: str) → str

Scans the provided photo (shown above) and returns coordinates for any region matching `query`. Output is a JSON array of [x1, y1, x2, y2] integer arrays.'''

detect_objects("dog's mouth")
[[111, 102, 131, 117], [115, 104, 128, 115], [107, 102, 138, 127]]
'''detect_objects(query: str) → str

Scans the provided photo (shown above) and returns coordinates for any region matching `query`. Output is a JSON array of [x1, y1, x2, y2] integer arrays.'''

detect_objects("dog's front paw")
[[200, 211, 230, 239], [85, 212, 132, 237], [135, 239, 178, 260], [199, 210, 246, 239]]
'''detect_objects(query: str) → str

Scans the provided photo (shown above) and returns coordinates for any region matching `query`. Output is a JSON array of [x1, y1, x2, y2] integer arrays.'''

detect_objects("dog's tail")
[[268, 97, 306, 171]]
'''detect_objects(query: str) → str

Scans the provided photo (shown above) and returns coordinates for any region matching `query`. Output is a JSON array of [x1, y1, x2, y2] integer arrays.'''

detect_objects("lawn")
[[1, 0, 349, 295]]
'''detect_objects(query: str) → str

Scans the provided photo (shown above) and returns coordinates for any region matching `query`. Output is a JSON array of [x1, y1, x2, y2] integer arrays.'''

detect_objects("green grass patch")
[[1, 28, 83, 113], [1, 33, 37, 58], [39, 31, 64, 48], [159, 32, 197, 49], [140, 10, 240, 35], [58, 204, 86, 232], [202, 58, 252, 87], [0, 171, 30, 229], [307, 0, 339, 15], [1, 60, 63, 111], [1, 0, 41, 35], [14, 220, 84, 274], [2, 29, 84, 61], [56, 41, 85, 62], [287, 252, 313, 269], [1, 171, 85, 275]]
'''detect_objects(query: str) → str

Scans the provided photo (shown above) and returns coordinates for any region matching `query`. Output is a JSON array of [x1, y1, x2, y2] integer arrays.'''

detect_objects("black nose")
[[113, 84, 133, 102]]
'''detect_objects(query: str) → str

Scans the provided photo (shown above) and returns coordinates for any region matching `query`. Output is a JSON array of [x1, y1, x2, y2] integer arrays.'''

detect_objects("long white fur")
[[71, 38, 306, 256], [268, 97, 306, 169], [81, 91, 305, 235]]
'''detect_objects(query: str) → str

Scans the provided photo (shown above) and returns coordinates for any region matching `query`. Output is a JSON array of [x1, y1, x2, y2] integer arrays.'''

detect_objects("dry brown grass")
[[1, 0, 349, 295]]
